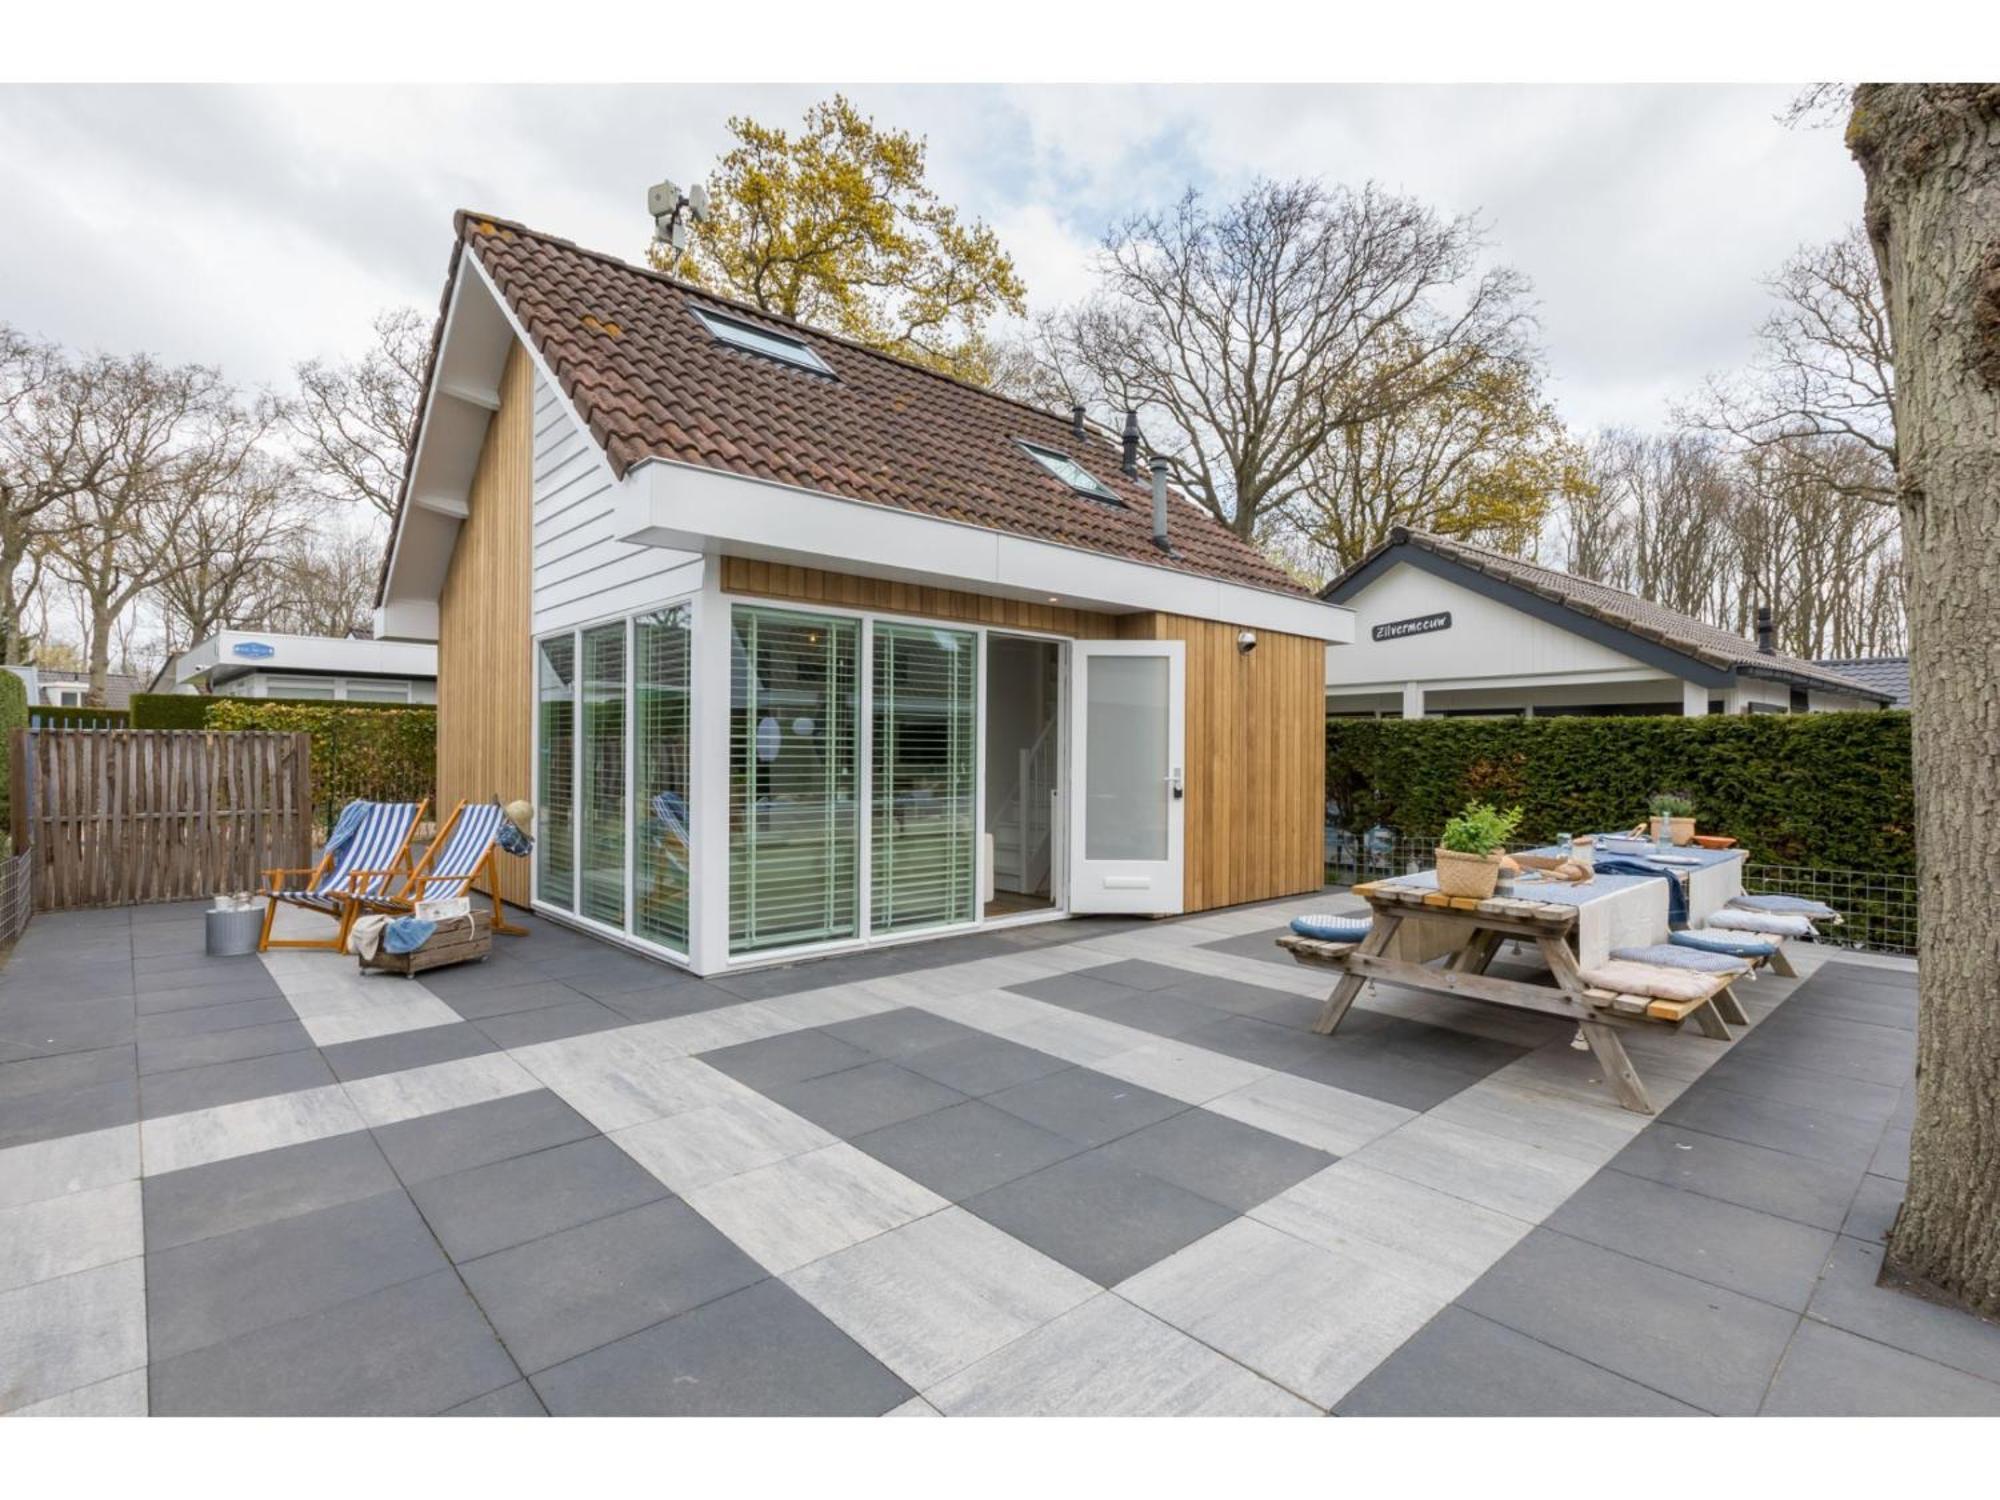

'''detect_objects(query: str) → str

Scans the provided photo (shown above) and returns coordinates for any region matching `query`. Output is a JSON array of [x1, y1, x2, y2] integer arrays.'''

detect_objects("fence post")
[[8, 726, 26, 854]]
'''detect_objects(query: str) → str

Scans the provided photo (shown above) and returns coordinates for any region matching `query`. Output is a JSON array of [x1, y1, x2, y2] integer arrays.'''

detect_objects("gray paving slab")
[[1006, 971, 1149, 1010], [368, 1088, 597, 1186], [134, 976, 282, 1015], [133, 995, 298, 1043], [1840, 1173, 1904, 1245], [895, 1032, 1072, 1096], [1196, 927, 1303, 967], [701, 1027, 876, 1091], [1459, 1227, 1800, 1415], [137, 1019, 315, 1077], [472, 997, 632, 1049], [1868, 1124, 1911, 1182], [0, 1044, 134, 1104], [1805, 1234, 2000, 1385], [408, 1135, 668, 1263], [319, 1021, 500, 1083], [820, 1007, 983, 1060], [1336, 1305, 1702, 1415], [1657, 1082, 1884, 1169], [764, 1059, 968, 1139], [982, 1065, 1185, 1148], [142, 1130, 399, 1252], [1763, 1318, 2000, 1415], [433, 977, 591, 1022], [442, 1379, 548, 1416], [137, 1048, 336, 1121], [145, 1188, 448, 1361], [0, 1178, 142, 1293], [963, 1149, 1236, 1286], [851, 1098, 1082, 1201], [1608, 1121, 1866, 1231], [1092, 1107, 1333, 1213], [0, 1074, 139, 1150], [531, 1278, 912, 1416], [1691, 1052, 1903, 1124], [0, 1256, 146, 1414], [149, 1268, 523, 1416], [1071, 958, 1202, 992]]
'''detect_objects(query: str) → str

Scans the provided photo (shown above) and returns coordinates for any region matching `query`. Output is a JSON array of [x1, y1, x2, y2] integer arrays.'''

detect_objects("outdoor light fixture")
[[1237, 630, 1258, 654]]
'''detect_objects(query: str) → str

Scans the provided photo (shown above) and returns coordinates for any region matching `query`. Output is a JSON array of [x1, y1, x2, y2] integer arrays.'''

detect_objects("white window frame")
[[691, 307, 834, 376]]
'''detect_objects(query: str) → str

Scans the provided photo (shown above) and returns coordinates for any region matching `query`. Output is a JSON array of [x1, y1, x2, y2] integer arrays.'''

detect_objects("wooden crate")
[[358, 911, 492, 976]]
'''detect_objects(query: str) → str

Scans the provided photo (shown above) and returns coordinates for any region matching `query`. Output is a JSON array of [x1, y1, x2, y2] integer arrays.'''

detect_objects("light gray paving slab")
[[0, 1257, 147, 1414], [1424, 1077, 1651, 1165], [683, 1142, 948, 1274], [299, 991, 463, 1047], [1205, 1070, 1414, 1156], [612, 1086, 836, 1196], [785, 1207, 1097, 1389], [140, 1085, 364, 1176], [510, 1032, 738, 1131], [1093, 1038, 1273, 1105], [926, 1291, 1315, 1416], [1118, 1217, 1448, 1410], [1346, 1113, 1600, 1222], [0, 1180, 143, 1294], [883, 1395, 942, 1417], [1762, 1319, 2000, 1416], [340, 1053, 541, 1128], [1, 1367, 149, 1418], [0, 1124, 139, 1210]]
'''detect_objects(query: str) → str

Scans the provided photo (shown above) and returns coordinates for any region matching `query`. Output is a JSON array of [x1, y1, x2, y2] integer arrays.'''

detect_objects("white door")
[[1068, 639, 1185, 914]]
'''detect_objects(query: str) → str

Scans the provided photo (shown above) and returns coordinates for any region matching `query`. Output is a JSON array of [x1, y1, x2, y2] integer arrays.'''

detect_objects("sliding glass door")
[[872, 623, 977, 934], [633, 606, 692, 950], [729, 605, 860, 955], [535, 636, 576, 911], [579, 622, 627, 928]]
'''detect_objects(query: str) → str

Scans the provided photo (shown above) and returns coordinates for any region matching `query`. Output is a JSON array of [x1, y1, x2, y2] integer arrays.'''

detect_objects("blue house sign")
[[232, 641, 278, 659]]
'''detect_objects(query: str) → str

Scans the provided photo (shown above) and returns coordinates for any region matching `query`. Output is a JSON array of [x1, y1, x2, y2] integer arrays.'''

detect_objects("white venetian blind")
[[633, 606, 692, 951], [580, 621, 627, 928], [535, 635, 576, 911], [872, 623, 977, 934]]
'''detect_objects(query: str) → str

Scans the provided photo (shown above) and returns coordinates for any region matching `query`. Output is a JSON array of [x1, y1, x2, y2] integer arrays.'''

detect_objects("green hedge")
[[1326, 711, 1914, 875], [205, 699, 437, 823], [0, 670, 25, 838], [129, 693, 432, 729]]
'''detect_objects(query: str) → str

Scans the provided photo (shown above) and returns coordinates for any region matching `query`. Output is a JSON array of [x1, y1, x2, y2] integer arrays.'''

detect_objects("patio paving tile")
[[0, 1074, 139, 1150], [508, 1033, 738, 1132], [820, 1007, 984, 1060], [1092, 1108, 1332, 1213], [442, 1379, 547, 1416], [532, 1278, 912, 1416], [1605, 1120, 1866, 1232], [460, 1198, 766, 1373], [134, 976, 281, 1016], [1841, 1173, 1904, 1246], [683, 1143, 947, 1275], [142, 1130, 398, 1252], [1544, 1168, 1838, 1312], [1458, 1227, 1799, 1415], [764, 1059, 968, 1139], [137, 1049, 335, 1121], [1205, 1070, 1414, 1156], [1092, 1038, 1273, 1106], [0, 1179, 143, 1294], [149, 1268, 523, 1416], [471, 998, 632, 1050], [1761, 1319, 2000, 1416], [370, 1088, 597, 1186], [339, 1051, 541, 1128], [1005, 972, 1147, 1011], [962, 1149, 1235, 1287], [784, 1207, 1096, 1389], [851, 1099, 1081, 1202], [407, 1136, 668, 1263], [136, 1019, 314, 1078], [1197, 927, 1307, 968], [0, 1044, 135, 1104], [0, 1123, 140, 1210], [1676, 1051, 1903, 1125], [1068, 958, 1201, 992], [1346, 1113, 1599, 1222], [319, 1021, 499, 1083], [1869, 1124, 1911, 1182], [1805, 1234, 2000, 1385], [927, 1291, 1314, 1416], [132, 995, 298, 1044], [981, 1066, 1185, 1148], [1336, 1305, 1702, 1416], [701, 1027, 876, 1092], [0, 1257, 147, 1415], [145, 1188, 447, 1361], [1657, 1077, 1889, 1169], [894, 1032, 1071, 1096], [611, 1089, 835, 1196], [1052, 985, 1224, 1038], [429, 977, 590, 1022], [0, 1003, 137, 1065], [4, 1367, 149, 1417]]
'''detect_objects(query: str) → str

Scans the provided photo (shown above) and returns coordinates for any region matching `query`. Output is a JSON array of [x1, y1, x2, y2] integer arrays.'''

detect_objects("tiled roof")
[[1326, 528, 1895, 701], [428, 211, 1309, 597], [1815, 656, 1910, 708]]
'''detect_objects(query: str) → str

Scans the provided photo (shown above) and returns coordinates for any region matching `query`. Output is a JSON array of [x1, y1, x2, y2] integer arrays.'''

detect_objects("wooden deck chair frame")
[[259, 797, 431, 952], [348, 800, 528, 937]]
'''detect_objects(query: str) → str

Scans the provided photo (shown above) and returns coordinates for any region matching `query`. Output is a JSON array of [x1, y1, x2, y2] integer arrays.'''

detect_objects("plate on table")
[[1650, 853, 1701, 866]]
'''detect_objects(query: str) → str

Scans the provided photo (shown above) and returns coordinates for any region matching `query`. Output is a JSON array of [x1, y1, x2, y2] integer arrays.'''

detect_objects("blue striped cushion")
[[320, 801, 422, 898], [1673, 928, 1780, 960], [1611, 943, 1750, 974], [1290, 914, 1372, 943], [1730, 893, 1840, 920]]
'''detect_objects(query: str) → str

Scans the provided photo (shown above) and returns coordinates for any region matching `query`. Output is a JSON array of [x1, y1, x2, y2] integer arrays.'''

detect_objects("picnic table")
[[1279, 869, 1752, 1115]]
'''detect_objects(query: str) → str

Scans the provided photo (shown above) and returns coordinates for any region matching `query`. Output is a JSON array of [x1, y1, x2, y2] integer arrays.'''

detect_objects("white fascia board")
[[1325, 664, 1679, 694], [202, 630, 438, 679], [620, 457, 1354, 643]]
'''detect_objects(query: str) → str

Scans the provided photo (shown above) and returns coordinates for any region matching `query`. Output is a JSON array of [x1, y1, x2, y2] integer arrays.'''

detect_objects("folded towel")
[[1707, 908, 1817, 938], [1578, 960, 1734, 1002], [345, 913, 392, 960], [1290, 914, 1373, 943], [1673, 928, 1780, 960], [1730, 893, 1841, 921], [383, 916, 439, 955], [1611, 942, 1749, 974]]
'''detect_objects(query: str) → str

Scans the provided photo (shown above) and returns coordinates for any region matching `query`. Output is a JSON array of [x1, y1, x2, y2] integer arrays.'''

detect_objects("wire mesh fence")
[[0, 840, 34, 944], [1323, 823, 1917, 956]]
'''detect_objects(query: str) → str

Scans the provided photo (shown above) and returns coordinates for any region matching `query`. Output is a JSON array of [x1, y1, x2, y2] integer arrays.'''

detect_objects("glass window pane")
[[536, 636, 576, 911], [729, 606, 859, 954], [1085, 655, 1168, 860], [633, 606, 692, 951], [580, 622, 627, 927], [346, 683, 410, 703], [872, 624, 977, 935]]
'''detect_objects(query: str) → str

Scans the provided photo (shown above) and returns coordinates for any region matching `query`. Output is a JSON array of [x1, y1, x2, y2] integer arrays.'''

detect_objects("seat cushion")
[[1577, 960, 1731, 1002], [1730, 893, 1841, 921], [1290, 913, 1373, 943], [1672, 928, 1780, 960], [1611, 943, 1751, 975], [1708, 908, 1817, 938]]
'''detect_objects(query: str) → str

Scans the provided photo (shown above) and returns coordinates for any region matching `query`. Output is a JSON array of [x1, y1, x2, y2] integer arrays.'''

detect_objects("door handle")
[[1169, 768, 1184, 800]]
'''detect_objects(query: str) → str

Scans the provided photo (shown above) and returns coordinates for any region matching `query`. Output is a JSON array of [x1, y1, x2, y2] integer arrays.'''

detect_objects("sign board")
[[232, 642, 277, 659], [1371, 611, 1452, 643]]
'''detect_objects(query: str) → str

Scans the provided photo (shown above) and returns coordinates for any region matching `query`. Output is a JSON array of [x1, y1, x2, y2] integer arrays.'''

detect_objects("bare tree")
[[285, 307, 427, 520], [0, 326, 97, 664], [263, 528, 381, 639], [150, 450, 304, 650], [1848, 82, 2000, 1316], [1015, 180, 1534, 541]]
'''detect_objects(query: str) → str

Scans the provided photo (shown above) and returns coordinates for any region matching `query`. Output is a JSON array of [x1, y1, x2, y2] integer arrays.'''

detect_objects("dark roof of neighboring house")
[[1322, 528, 1896, 702], [383, 211, 1310, 602], [1815, 656, 1910, 709]]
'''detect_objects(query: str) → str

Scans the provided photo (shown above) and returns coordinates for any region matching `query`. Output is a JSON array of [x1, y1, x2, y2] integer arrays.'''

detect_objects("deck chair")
[[260, 799, 429, 952], [651, 789, 690, 878], [351, 800, 527, 936]]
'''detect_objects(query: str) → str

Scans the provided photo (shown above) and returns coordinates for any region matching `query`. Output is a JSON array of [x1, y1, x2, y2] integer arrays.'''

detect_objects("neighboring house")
[[150, 630, 438, 704], [375, 212, 1352, 976], [1815, 655, 1911, 710], [1321, 528, 1895, 718], [3, 664, 145, 710]]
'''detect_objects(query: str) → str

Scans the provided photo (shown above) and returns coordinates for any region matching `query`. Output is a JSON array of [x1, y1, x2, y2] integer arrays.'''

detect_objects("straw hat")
[[502, 799, 534, 831]]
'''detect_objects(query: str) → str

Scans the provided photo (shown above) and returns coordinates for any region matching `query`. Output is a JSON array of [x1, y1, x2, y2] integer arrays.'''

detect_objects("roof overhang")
[[165, 632, 438, 689], [619, 457, 1356, 643]]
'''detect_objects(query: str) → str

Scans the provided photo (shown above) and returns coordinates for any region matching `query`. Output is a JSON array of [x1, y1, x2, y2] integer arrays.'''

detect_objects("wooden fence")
[[8, 729, 312, 909]]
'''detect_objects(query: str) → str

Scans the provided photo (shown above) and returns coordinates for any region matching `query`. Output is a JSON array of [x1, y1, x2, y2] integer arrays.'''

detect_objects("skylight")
[[692, 307, 834, 375], [1019, 441, 1119, 503]]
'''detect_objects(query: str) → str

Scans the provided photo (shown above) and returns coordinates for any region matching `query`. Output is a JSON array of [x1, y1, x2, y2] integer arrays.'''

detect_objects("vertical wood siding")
[[437, 343, 533, 907], [719, 558, 1119, 637]]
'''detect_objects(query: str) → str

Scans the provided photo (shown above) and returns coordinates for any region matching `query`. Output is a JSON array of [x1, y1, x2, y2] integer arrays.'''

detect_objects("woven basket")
[[1650, 816, 1697, 847], [1434, 847, 1502, 899]]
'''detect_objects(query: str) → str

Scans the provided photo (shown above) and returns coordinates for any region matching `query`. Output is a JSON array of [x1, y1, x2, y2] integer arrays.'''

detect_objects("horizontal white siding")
[[531, 373, 700, 632]]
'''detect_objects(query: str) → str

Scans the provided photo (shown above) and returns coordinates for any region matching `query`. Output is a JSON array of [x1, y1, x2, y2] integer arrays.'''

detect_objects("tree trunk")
[[1849, 84, 2000, 1315], [86, 610, 113, 708]]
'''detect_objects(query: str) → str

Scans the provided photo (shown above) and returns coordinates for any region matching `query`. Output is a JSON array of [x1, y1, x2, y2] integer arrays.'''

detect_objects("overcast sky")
[[0, 83, 1863, 433]]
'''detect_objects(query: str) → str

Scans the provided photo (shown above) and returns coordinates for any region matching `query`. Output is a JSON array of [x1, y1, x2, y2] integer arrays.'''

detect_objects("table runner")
[[1375, 868, 1666, 969]]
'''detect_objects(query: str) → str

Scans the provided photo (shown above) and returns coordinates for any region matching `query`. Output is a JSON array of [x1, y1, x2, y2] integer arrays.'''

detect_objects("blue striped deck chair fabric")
[[356, 800, 528, 937], [652, 790, 690, 875], [261, 799, 426, 951]]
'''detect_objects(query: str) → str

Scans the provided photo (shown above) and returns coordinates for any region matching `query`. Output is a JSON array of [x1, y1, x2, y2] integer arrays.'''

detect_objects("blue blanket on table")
[[1589, 856, 1689, 927]]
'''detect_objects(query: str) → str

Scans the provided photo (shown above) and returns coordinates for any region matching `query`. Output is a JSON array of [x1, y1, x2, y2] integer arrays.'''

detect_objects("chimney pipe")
[[1071, 404, 1086, 441], [1755, 605, 1774, 655], [1120, 409, 1140, 477], [1150, 456, 1171, 552]]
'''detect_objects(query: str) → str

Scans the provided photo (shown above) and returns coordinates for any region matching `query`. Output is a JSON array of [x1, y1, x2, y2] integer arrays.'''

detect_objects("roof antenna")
[[648, 178, 710, 254], [1120, 409, 1140, 477], [1071, 404, 1086, 441]]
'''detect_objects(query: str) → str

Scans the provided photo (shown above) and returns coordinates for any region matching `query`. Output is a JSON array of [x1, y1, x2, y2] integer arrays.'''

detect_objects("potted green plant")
[[1649, 792, 1697, 847], [1435, 801, 1524, 899]]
